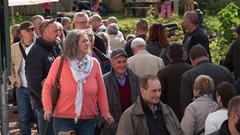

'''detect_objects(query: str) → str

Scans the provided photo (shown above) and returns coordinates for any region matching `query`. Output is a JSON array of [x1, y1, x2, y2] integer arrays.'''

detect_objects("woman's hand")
[[104, 115, 114, 125], [44, 109, 52, 121]]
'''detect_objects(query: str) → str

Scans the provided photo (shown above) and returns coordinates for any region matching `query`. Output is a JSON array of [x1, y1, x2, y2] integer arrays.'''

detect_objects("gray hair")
[[62, 29, 88, 59], [107, 23, 119, 35], [11, 24, 20, 33], [131, 37, 146, 48], [107, 16, 118, 24], [90, 14, 102, 23], [61, 17, 71, 26], [184, 11, 199, 25], [73, 12, 89, 23], [31, 15, 44, 23]]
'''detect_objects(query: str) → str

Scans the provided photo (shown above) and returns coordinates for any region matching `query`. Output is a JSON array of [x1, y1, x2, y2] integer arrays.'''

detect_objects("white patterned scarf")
[[69, 54, 93, 123]]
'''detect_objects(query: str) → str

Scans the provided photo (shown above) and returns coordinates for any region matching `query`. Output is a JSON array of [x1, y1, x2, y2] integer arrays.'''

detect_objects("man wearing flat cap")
[[97, 48, 140, 135], [9, 21, 35, 135]]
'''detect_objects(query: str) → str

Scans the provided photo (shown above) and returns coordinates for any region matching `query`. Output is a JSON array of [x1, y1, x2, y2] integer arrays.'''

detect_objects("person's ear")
[[193, 88, 199, 97]]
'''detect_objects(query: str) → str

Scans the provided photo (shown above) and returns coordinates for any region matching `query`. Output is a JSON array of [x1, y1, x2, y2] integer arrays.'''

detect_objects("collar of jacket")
[[136, 50, 149, 55], [131, 97, 171, 116], [170, 59, 185, 64], [188, 26, 201, 35], [195, 59, 209, 66], [219, 120, 231, 135], [110, 67, 133, 78], [37, 37, 55, 51]]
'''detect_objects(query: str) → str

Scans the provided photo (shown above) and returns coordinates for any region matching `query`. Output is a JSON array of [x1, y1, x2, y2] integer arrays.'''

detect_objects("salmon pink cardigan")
[[42, 56, 110, 119]]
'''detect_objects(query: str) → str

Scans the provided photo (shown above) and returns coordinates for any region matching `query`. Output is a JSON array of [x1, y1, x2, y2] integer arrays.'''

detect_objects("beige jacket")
[[127, 50, 165, 78], [181, 96, 219, 135], [117, 97, 183, 135], [8, 42, 26, 87]]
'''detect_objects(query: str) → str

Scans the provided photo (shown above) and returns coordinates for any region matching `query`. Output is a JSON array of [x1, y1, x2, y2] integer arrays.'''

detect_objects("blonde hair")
[[194, 75, 214, 93]]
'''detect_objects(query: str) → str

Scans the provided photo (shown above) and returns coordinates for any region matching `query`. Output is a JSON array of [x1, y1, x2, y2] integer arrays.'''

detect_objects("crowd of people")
[[8, 5, 240, 135]]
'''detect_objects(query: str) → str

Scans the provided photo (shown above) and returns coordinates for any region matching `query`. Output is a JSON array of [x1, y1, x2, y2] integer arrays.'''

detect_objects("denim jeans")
[[53, 117, 96, 135], [34, 107, 54, 135], [16, 87, 32, 135]]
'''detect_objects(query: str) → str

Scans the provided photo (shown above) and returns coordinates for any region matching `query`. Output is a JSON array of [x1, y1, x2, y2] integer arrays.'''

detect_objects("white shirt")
[[205, 109, 228, 135], [19, 43, 34, 87]]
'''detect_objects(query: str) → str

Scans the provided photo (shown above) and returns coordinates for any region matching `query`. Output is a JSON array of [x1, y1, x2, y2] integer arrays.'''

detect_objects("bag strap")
[[18, 42, 27, 60], [55, 56, 64, 82]]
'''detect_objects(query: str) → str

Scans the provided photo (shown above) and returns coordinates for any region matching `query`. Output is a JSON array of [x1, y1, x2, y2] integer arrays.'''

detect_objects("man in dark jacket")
[[157, 44, 192, 120], [223, 25, 240, 80], [181, 45, 233, 114], [125, 19, 148, 57], [73, 12, 107, 54], [117, 75, 183, 135], [182, 11, 211, 63], [25, 20, 62, 135], [210, 96, 240, 135], [98, 48, 139, 135]]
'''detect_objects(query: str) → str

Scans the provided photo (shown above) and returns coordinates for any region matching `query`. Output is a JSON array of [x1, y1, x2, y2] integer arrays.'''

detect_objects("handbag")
[[51, 56, 64, 110]]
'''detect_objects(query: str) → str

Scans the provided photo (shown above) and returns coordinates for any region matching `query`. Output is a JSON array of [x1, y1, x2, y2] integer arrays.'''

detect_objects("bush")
[[210, 3, 240, 63]]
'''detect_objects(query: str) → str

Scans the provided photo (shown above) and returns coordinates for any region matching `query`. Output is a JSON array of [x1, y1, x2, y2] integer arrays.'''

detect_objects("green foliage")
[[10, 12, 24, 26], [145, 5, 158, 25], [210, 3, 240, 63]]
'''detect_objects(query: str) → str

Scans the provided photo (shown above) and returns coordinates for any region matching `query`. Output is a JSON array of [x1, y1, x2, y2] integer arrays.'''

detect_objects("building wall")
[[9, 0, 123, 16], [102, 0, 123, 12], [9, 0, 73, 16]]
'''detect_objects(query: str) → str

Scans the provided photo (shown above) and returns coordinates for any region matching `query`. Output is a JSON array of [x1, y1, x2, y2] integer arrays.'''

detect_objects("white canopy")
[[9, 0, 59, 6]]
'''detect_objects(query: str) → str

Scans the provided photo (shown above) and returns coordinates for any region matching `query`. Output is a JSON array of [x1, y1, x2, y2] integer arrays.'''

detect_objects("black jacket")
[[210, 120, 231, 135], [223, 37, 240, 80], [25, 37, 62, 109], [181, 60, 233, 114], [157, 60, 192, 120], [183, 27, 211, 63]]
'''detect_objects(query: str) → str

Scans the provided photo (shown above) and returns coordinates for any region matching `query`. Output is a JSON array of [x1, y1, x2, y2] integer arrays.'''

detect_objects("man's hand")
[[104, 115, 114, 125], [14, 82, 22, 88]]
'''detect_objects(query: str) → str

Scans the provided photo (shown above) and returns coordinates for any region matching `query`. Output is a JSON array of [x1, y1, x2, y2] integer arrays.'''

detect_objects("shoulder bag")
[[51, 56, 64, 110]]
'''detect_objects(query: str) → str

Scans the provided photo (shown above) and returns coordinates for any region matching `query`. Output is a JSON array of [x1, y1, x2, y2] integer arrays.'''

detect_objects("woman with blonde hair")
[[181, 75, 219, 135], [42, 29, 114, 135]]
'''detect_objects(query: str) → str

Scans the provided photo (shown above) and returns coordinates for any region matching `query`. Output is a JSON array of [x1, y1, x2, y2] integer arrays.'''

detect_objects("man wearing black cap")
[[9, 21, 35, 135], [25, 19, 62, 135], [97, 48, 140, 135]]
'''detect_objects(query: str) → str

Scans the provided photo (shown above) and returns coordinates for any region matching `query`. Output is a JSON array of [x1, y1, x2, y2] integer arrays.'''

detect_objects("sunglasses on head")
[[26, 27, 35, 32], [42, 19, 55, 32]]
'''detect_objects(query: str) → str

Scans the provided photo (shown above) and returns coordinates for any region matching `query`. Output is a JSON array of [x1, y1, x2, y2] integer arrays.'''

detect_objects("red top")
[[117, 78, 132, 112], [42, 57, 110, 119]]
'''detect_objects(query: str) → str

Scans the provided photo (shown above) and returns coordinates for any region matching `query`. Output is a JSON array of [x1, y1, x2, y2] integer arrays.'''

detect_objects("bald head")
[[40, 20, 59, 43]]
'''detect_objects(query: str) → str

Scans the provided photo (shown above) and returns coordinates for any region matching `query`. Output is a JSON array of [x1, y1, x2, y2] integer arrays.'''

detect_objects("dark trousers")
[[16, 87, 33, 135], [34, 107, 54, 135], [53, 117, 96, 135]]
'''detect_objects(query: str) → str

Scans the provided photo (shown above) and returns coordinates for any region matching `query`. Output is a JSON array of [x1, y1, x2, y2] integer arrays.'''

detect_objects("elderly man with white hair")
[[107, 23, 126, 51], [127, 38, 165, 78]]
